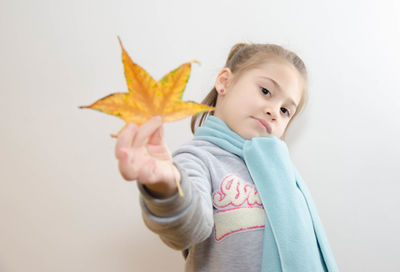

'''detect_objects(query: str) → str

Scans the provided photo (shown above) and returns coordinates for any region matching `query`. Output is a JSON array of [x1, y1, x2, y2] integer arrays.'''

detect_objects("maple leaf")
[[80, 37, 215, 137]]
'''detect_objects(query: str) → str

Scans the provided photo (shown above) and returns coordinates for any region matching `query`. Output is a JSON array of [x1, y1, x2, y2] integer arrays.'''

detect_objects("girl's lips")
[[253, 117, 272, 134]]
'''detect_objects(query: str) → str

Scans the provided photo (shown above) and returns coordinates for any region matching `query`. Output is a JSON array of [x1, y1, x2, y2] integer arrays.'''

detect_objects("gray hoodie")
[[138, 139, 267, 272]]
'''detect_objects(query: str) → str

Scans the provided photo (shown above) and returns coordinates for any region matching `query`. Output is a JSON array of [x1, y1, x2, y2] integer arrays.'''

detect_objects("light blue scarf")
[[194, 116, 339, 272]]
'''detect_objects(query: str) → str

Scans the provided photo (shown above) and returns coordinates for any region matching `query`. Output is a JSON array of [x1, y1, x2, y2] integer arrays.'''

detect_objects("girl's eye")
[[281, 107, 290, 117], [261, 87, 271, 96]]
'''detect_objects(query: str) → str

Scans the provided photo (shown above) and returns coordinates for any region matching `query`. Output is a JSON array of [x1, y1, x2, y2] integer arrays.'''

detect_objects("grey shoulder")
[[172, 139, 233, 158]]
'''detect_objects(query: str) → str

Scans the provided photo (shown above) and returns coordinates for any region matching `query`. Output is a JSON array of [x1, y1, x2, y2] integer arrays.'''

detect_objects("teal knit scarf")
[[194, 116, 339, 272]]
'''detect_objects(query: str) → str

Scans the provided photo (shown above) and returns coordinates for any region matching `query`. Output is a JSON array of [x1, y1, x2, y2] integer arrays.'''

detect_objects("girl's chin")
[[231, 121, 269, 139]]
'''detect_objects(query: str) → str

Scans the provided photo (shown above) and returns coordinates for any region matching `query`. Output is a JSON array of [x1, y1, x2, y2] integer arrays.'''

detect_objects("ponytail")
[[225, 43, 248, 65]]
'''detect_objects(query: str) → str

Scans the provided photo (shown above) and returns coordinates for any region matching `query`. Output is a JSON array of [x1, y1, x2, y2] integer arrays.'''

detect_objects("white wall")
[[1, 0, 399, 271]]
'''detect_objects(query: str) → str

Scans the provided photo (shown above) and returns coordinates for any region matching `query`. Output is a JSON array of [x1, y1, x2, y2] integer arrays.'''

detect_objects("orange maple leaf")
[[80, 37, 214, 137]]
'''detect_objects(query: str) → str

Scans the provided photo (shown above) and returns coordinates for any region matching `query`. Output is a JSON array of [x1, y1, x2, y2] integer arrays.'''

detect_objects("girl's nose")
[[266, 110, 278, 121]]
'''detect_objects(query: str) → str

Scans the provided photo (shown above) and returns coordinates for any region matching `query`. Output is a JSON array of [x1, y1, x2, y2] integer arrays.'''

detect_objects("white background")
[[1, 0, 399, 271]]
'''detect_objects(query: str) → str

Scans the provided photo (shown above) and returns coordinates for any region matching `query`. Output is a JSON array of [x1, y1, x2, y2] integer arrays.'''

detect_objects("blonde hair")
[[190, 42, 308, 138]]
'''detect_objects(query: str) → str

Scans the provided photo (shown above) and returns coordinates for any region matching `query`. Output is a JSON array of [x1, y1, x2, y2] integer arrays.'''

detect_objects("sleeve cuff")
[[137, 163, 192, 217]]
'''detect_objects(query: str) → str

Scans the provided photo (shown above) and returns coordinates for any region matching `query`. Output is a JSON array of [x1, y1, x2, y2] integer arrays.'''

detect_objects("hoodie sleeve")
[[137, 149, 214, 251]]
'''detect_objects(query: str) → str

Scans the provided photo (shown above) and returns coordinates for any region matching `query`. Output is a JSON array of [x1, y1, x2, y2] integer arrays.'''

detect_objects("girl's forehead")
[[253, 60, 296, 76], [249, 61, 302, 85]]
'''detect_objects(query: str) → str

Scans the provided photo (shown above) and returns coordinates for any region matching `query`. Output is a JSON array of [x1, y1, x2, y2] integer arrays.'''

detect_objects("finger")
[[148, 124, 164, 145], [133, 116, 163, 148], [118, 150, 137, 181], [115, 123, 137, 159]]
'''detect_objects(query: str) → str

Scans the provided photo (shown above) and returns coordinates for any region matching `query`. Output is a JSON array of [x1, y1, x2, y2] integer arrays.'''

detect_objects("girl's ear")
[[214, 68, 232, 95]]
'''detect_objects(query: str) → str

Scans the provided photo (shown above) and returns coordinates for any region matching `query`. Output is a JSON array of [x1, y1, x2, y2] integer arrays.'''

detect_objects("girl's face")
[[214, 58, 303, 140]]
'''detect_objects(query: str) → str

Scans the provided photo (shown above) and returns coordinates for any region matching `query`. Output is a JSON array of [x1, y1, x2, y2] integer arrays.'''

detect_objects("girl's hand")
[[115, 116, 180, 198]]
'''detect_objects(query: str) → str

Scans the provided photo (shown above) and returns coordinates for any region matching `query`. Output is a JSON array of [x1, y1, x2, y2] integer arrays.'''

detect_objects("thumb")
[[148, 123, 164, 145]]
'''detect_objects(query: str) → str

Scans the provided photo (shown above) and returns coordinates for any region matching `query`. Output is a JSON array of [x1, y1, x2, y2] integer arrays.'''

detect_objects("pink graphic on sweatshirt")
[[212, 175, 265, 241], [213, 174, 263, 208]]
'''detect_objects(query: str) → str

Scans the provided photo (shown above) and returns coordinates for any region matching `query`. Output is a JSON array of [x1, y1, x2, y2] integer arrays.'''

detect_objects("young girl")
[[115, 43, 339, 272]]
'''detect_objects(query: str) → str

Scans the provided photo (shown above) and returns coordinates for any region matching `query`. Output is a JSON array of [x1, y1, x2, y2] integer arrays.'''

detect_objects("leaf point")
[[190, 60, 201, 65], [117, 36, 123, 50]]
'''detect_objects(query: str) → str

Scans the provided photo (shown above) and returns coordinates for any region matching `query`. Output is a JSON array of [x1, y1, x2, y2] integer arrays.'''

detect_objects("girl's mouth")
[[252, 117, 272, 134]]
